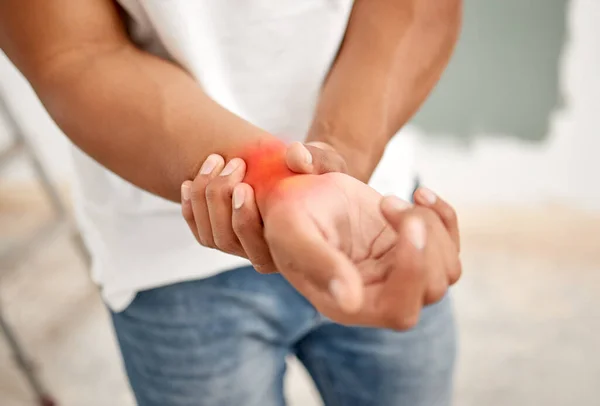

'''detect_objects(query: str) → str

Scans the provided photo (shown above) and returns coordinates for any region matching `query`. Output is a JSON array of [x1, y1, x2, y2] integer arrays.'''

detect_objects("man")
[[0, 0, 462, 405]]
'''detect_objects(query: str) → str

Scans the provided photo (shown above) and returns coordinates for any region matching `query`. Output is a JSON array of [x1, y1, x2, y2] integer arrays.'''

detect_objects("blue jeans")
[[111, 266, 456, 406]]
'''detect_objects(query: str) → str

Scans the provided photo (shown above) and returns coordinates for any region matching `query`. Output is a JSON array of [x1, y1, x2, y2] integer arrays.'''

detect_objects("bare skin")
[[261, 172, 461, 329], [0, 0, 342, 201], [183, 148, 461, 330], [0, 0, 463, 327], [307, 0, 463, 182], [179, 0, 463, 275], [0, 0, 461, 198]]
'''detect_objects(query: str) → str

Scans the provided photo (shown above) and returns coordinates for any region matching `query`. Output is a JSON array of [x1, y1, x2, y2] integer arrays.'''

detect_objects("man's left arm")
[[307, 0, 462, 182]]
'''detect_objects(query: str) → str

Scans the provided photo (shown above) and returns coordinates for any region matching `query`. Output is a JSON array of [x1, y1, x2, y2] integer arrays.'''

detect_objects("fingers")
[[232, 183, 276, 274], [414, 187, 460, 252], [412, 189, 462, 285], [380, 195, 413, 228], [379, 196, 451, 324], [422, 241, 449, 306], [265, 206, 363, 314], [190, 154, 225, 247], [285, 141, 348, 175], [305, 142, 348, 174], [204, 158, 247, 254], [181, 154, 281, 274], [285, 142, 313, 174], [377, 215, 427, 330], [181, 181, 200, 243], [440, 230, 463, 286]]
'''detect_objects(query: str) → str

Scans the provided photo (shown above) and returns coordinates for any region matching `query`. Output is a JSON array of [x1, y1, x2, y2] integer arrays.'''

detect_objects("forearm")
[[308, 0, 462, 182], [31, 47, 274, 202]]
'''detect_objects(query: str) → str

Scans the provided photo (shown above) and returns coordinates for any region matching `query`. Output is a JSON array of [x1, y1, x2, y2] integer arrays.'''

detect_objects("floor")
[[1, 185, 599, 406]]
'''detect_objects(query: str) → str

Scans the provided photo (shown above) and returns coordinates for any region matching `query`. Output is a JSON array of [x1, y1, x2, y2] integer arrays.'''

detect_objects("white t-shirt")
[[71, 0, 417, 312]]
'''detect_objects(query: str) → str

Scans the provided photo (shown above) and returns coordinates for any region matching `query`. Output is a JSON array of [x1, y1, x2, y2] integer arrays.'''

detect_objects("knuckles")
[[252, 261, 277, 275], [231, 214, 253, 234], [190, 181, 208, 202], [212, 235, 239, 254], [198, 236, 214, 249], [447, 257, 463, 285], [424, 281, 449, 305], [440, 205, 458, 224], [205, 179, 234, 202], [376, 296, 421, 331], [386, 311, 421, 331]]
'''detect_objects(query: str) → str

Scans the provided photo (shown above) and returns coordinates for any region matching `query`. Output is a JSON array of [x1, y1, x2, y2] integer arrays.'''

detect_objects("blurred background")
[[0, 0, 598, 405]]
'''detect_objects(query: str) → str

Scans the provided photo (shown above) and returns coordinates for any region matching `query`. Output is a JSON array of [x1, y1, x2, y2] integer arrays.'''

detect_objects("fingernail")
[[301, 144, 313, 165], [419, 187, 437, 205], [385, 195, 411, 212], [200, 155, 219, 175], [220, 159, 239, 176], [181, 183, 191, 201], [232, 187, 245, 210], [407, 217, 427, 250]]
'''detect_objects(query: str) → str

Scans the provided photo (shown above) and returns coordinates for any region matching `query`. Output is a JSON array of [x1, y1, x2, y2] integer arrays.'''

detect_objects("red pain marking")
[[241, 139, 297, 202]]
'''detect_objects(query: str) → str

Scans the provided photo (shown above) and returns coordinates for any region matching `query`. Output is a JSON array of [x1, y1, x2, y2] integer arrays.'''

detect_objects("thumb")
[[380, 195, 428, 252], [265, 209, 363, 314], [380, 195, 412, 229], [286, 141, 348, 175], [378, 196, 428, 330], [380, 195, 430, 251], [413, 187, 460, 252]]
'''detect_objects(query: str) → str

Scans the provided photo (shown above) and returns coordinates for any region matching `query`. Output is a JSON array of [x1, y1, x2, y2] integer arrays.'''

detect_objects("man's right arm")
[[0, 0, 275, 202]]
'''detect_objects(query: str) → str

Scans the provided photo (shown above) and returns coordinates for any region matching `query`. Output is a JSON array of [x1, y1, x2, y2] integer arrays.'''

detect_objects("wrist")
[[306, 120, 385, 183], [241, 139, 297, 216], [174, 120, 277, 202]]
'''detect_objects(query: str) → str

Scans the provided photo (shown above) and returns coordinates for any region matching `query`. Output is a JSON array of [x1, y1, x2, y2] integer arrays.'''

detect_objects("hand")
[[180, 142, 347, 274], [285, 141, 348, 175], [413, 186, 461, 253], [261, 173, 462, 330]]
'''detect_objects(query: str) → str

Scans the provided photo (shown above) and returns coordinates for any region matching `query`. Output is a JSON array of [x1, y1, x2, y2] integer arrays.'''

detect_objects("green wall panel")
[[411, 0, 568, 143]]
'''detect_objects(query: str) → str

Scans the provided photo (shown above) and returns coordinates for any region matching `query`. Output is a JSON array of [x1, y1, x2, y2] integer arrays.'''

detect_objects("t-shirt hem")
[[102, 258, 252, 313]]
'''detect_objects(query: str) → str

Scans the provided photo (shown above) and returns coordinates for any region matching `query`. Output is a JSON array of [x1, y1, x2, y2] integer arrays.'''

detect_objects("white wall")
[[0, 56, 72, 182], [412, 0, 600, 212], [0, 0, 598, 211]]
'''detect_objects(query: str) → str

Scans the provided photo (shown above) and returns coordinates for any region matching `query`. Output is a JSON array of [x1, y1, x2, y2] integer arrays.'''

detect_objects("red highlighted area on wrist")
[[241, 139, 297, 205]]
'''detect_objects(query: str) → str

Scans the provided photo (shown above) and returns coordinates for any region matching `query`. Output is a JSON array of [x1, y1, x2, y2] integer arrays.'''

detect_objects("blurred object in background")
[[0, 0, 599, 405], [413, 0, 568, 143], [410, 0, 600, 212], [0, 94, 89, 266], [0, 90, 90, 406]]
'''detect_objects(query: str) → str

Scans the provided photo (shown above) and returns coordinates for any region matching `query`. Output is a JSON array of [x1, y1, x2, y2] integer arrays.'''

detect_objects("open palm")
[[261, 172, 457, 329]]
